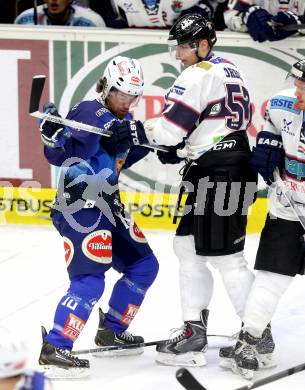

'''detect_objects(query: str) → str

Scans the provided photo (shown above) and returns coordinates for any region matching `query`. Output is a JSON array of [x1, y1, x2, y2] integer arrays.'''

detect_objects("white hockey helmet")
[[102, 56, 144, 98], [0, 327, 28, 378]]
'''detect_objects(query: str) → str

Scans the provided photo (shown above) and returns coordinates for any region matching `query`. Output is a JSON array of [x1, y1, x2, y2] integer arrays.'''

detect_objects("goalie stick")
[[176, 362, 305, 390], [72, 333, 231, 355], [29, 75, 169, 152]]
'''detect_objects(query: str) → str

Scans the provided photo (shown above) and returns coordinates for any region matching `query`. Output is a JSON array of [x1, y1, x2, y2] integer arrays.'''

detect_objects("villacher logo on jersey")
[[81, 230, 112, 263]]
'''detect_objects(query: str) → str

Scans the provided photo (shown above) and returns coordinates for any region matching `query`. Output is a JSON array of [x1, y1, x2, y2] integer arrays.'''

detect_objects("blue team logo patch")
[[270, 95, 299, 114], [281, 118, 294, 135], [169, 85, 186, 97]]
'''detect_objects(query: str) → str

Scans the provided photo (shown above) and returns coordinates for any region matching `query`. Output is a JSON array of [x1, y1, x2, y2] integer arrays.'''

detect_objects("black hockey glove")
[[244, 6, 275, 42], [157, 142, 185, 165], [103, 120, 148, 156], [249, 131, 285, 185], [271, 11, 304, 40], [39, 103, 67, 148]]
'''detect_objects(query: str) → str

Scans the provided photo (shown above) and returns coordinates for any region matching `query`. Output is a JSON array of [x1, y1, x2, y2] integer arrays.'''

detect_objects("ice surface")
[[1, 225, 305, 389]]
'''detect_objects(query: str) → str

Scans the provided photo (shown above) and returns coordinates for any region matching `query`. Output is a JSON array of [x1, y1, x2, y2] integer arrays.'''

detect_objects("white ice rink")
[[1, 224, 305, 390]]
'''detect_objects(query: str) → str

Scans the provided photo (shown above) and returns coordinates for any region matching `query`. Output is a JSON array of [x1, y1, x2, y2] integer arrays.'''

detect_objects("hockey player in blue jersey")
[[0, 327, 52, 390], [37, 56, 159, 379]]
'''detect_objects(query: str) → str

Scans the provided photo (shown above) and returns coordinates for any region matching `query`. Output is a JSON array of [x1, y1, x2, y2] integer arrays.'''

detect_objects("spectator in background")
[[0, 327, 52, 389], [224, 0, 305, 42], [91, 0, 221, 28], [15, 0, 105, 26]]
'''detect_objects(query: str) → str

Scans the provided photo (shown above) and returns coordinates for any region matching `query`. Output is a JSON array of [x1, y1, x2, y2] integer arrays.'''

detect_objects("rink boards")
[[0, 186, 268, 233]]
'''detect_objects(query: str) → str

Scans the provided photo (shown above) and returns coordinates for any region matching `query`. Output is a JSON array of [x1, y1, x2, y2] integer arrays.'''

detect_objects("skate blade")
[[92, 347, 144, 357], [228, 360, 256, 380], [219, 357, 233, 369], [41, 365, 90, 379], [155, 351, 207, 367], [259, 353, 277, 369]]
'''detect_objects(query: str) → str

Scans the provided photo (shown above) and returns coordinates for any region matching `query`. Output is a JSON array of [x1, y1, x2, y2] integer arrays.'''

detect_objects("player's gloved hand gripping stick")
[[29, 75, 169, 152]]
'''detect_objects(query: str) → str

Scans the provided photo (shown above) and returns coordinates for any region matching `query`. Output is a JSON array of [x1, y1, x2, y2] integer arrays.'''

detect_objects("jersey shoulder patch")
[[196, 62, 213, 71]]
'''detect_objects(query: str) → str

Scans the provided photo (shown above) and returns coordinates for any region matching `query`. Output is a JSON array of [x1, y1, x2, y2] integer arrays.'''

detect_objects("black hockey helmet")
[[168, 14, 217, 50], [288, 59, 305, 82]]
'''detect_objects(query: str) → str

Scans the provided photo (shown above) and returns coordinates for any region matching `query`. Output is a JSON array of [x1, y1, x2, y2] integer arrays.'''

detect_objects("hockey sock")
[[174, 235, 214, 321], [243, 270, 293, 337], [210, 251, 254, 318], [104, 253, 158, 333], [46, 274, 105, 349]]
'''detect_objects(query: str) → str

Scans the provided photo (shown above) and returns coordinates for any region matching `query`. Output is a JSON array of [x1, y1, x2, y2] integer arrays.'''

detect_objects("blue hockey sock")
[[46, 274, 105, 349], [104, 254, 158, 333]]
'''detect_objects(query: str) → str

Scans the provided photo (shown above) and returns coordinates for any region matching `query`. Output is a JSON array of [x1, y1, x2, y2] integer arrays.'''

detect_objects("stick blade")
[[176, 368, 207, 390], [29, 75, 46, 113]]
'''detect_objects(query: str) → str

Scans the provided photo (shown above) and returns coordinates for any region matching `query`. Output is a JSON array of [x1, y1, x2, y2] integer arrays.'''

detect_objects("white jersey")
[[112, 0, 200, 27], [146, 55, 251, 160], [262, 88, 305, 221], [15, 4, 105, 26]]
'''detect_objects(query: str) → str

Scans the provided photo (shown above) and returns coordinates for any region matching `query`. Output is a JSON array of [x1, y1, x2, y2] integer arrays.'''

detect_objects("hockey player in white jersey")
[[103, 0, 218, 28], [101, 14, 271, 367], [223, 59, 305, 379], [224, 0, 305, 42]]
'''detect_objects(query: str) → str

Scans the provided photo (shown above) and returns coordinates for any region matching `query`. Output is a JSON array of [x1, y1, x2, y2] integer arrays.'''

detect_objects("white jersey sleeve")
[[146, 55, 251, 159], [264, 89, 305, 221]]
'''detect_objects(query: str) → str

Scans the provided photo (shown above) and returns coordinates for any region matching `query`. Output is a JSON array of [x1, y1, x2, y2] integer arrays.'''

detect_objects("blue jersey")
[[15, 371, 51, 390], [44, 99, 149, 209]]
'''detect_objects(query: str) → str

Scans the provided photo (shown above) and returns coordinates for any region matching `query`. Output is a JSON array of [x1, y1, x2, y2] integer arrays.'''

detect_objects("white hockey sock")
[[210, 251, 254, 318], [174, 235, 213, 321], [243, 270, 293, 337]]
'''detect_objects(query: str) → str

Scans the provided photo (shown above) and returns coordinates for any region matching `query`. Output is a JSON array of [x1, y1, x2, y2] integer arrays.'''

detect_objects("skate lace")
[[167, 324, 189, 344], [118, 330, 135, 342], [236, 339, 258, 360], [58, 348, 81, 362]]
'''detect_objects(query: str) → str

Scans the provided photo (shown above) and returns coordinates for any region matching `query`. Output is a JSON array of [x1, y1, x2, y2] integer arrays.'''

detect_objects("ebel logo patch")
[[212, 139, 236, 150], [82, 230, 112, 263], [129, 221, 147, 243], [62, 313, 85, 341], [120, 304, 139, 325], [63, 237, 74, 267]]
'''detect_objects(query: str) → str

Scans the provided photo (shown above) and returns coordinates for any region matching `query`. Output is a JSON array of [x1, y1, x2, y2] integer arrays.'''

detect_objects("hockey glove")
[[103, 120, 148, 155], [39, 103, 67, 148], [157, 142, 185, 165], [244, 6, 275, 42], [249, 131, 285, 185], [271, 11, 303, 40]]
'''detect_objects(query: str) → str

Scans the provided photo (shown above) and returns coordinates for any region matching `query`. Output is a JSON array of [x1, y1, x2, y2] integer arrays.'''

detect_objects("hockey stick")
[[176, 362, 305, 390], [176, 368, 207, 390], [71, 339, 168, 355], [72, 333, 232, 355], [29, 75, 169, 152], [270, 21, 305, 31], [33, 0, 38, 25], [273, 169, 305, 229]]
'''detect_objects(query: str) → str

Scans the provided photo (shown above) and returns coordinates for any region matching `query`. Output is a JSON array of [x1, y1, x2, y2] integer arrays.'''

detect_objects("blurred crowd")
[[0, 0, 304, 42]]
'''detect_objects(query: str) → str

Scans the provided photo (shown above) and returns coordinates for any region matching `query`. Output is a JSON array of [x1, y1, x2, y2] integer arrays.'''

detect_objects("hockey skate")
[[219, 325, 275, 370], [39, 326, 90, 379], [93, 308, 144, 357], [225, 330, 260, 379], [155, 309, 209, 367]]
